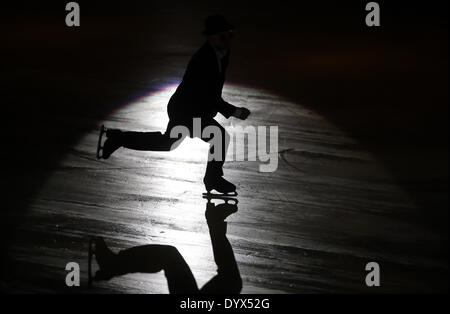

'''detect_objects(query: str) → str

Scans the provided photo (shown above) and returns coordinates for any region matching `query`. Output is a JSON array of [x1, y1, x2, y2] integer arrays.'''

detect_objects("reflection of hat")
[[202, 15, 234, 35]]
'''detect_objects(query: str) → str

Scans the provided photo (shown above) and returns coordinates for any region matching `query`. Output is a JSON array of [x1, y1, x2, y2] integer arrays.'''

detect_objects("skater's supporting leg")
[[200, 119, 236, 193], [201, 119, 230, 178]]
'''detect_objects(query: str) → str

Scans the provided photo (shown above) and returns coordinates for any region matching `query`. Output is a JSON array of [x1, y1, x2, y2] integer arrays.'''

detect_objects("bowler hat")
[[202, 15, 234, 35]]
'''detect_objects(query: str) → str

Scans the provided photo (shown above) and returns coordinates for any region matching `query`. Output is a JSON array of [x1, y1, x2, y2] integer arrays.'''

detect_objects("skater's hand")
[[233, 107, 251, 120]]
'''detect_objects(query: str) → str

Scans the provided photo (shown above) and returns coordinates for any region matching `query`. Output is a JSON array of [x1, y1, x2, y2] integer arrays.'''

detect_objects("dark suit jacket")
[[168, 41, 237, 121]]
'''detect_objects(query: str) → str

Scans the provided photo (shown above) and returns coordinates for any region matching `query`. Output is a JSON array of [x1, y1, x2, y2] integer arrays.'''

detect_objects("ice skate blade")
[[96, 125, 106, 159], [202, 191, 238, 201]]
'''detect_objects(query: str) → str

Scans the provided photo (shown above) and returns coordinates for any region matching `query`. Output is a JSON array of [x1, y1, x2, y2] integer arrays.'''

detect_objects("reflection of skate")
[[202, 193, 238, 202], [205, 199, 238, 223], [88, 236, 117, 287], [204, 175, 237, 196]]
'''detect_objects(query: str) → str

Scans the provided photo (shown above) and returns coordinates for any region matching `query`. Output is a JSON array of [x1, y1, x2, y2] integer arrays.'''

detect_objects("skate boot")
[[203, 174, 237, 196]]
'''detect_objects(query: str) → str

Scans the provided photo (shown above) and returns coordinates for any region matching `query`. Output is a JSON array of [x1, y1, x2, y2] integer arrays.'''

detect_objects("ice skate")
[[203, 175, 237, 198], [96, 125, 122, 159]]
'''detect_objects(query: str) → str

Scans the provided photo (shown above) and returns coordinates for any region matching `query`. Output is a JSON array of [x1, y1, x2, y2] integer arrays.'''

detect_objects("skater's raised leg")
[[100, 121, 186, 159]]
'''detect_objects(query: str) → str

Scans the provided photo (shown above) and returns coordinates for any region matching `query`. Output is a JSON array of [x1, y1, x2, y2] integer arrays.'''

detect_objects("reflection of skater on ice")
[[89, 199, 241, 294], [97, 15, 250, 195]]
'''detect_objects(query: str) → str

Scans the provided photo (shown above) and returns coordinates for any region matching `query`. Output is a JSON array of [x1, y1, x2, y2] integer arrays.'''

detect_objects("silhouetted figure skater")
[[99, 15, 250, 194], [90, 200, 242, 294]]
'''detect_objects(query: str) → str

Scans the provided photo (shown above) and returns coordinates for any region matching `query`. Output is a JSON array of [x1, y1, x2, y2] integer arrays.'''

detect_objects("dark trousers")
[[118, 118, 229, 178]]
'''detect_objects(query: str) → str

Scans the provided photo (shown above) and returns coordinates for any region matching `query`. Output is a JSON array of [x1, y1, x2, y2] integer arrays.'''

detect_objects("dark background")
[[1, 0, 448, 289]]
